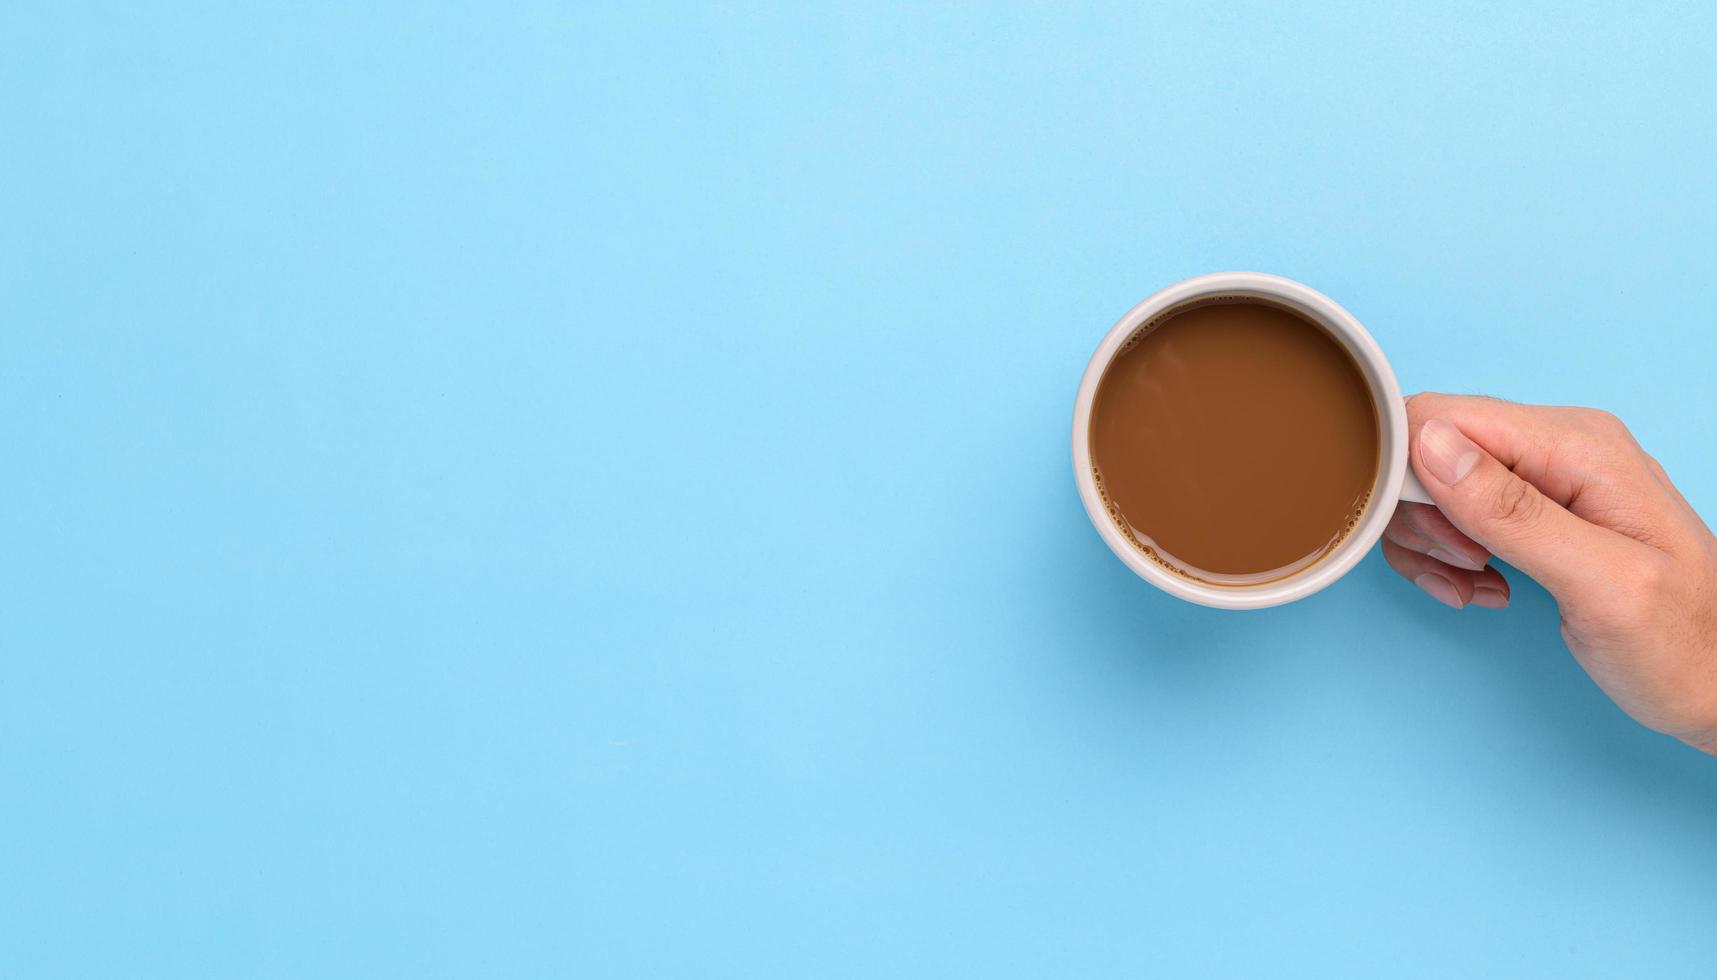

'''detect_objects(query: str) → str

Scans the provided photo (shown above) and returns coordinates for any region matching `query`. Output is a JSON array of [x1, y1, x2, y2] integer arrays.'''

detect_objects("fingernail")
[[1428, 546, 1486, 571], [1471, 586, 1509, 609], [1414, 572, 1465, 609], [1419, 418, 1482, 485]]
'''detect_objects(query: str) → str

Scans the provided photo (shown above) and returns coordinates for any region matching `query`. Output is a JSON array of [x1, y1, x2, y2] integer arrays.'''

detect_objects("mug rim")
[[1071, 272, 1410, 609]]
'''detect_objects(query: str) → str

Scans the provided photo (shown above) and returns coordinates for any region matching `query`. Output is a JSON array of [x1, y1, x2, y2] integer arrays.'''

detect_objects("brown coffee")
[[1089, 298, 1379, 584]]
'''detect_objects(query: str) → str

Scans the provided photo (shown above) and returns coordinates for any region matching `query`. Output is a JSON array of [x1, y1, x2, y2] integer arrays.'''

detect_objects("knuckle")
[[1587, 555, 1674, 628], [1622, 554, 1667, 597], [1580, 407, 1633, 442], [1487, 477, 1544, 529]]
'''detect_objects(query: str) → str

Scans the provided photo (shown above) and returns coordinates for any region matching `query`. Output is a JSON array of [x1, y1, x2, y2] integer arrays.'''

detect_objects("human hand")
[[1384, 393, 1717, 754]]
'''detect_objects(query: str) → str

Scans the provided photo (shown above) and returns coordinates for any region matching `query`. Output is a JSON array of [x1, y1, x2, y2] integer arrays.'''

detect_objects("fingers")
[[1412, 415, 1640, 599], [1383, 498, 1508, 609], [1405, 393, 1665, 513], [1382, 538, 1511, 609], [1386, 501, 1491, 571]]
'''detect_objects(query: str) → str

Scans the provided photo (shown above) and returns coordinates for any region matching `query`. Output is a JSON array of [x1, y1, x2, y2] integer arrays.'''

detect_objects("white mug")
[[1071, 272, 1433, 609]]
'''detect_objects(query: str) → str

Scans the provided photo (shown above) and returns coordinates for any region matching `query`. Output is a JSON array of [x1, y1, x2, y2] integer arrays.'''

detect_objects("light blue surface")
[[4, 2, 1715, 976]]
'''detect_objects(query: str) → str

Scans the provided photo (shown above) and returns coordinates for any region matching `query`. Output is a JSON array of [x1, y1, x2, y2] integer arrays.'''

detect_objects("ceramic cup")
[[1071, 272, 1433, 609]]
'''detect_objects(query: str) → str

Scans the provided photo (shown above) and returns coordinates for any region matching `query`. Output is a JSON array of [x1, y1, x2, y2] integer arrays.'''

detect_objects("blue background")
[[4, 2, 1716, 976]]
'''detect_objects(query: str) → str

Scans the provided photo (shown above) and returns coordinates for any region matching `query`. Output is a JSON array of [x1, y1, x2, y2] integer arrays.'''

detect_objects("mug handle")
[[1400, 467, 1434, 505]]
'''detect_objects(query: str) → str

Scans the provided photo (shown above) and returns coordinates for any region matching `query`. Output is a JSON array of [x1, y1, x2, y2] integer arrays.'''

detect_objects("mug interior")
[[1073, 274, 1409, 609]]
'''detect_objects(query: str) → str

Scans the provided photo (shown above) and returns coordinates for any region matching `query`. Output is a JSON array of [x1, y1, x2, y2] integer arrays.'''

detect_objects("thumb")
[[1414, 416, 1626, 598]]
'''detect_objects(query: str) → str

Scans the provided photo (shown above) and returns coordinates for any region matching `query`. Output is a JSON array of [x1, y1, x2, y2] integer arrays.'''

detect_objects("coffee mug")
[[1071, 272, 1432, 609]]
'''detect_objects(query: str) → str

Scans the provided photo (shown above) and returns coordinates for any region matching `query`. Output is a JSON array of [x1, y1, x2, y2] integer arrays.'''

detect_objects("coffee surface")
[[1089, 299, 1379, 583]]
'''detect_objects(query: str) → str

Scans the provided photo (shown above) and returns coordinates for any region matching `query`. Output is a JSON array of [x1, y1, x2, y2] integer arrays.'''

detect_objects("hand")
[[1384, 393, 1717, 754]]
